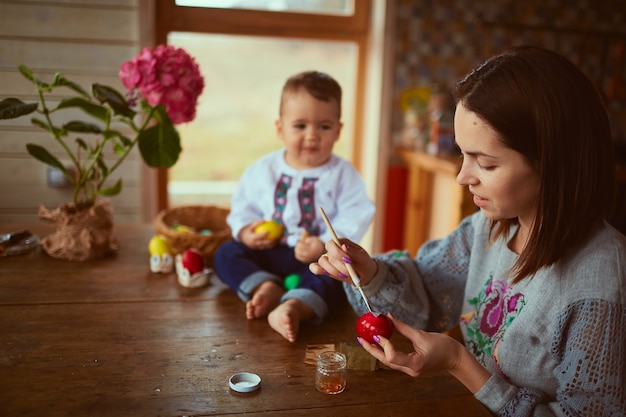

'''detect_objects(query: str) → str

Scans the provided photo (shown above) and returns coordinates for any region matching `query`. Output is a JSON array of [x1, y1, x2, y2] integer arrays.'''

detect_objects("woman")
[[310, 46, 626, 416]]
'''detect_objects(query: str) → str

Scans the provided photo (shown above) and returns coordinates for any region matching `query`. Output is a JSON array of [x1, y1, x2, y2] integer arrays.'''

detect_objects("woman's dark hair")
[[279, 71, 342, 117], [453, 45, 615, 283]]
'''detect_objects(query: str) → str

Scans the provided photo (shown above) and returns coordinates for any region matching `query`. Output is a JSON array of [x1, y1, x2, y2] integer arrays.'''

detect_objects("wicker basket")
[[154, 205, 232, 265]]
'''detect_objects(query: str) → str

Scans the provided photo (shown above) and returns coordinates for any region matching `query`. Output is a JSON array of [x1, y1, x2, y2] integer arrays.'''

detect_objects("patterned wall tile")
[[392, 0, 626, 149]]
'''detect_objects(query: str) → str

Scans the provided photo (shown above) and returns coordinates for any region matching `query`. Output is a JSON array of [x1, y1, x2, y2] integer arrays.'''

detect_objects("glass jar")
[[315, 351, 347, 394]]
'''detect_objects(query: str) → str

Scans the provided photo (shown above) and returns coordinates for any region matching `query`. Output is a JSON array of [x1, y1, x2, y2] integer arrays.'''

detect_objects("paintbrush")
[[319, 207, 373, 313]]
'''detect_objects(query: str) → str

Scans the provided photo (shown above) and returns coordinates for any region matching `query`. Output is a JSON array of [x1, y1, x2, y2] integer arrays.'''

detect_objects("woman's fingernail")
[[342, 256, 351, 264], [356, 336, 363, 345], [342, 244, 350, 251], [373, 335, 381, 344], [322, 269, 329, 275], [338, 272, 348, 279]]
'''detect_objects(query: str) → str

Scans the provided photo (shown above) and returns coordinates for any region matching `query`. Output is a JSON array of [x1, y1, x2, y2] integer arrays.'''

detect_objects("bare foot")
[[267, 299, 315, 343], [246, 281, 284, 320]]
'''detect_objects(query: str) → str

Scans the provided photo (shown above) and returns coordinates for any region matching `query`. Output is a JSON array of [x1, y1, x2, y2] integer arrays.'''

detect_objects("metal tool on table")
[[318, 207, 373, 313], [0, 229, 39, 257]]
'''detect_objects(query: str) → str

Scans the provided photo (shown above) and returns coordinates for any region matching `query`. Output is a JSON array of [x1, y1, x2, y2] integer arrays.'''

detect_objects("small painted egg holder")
[[148, 235, 174, 274], [175, 249, 214, 288]]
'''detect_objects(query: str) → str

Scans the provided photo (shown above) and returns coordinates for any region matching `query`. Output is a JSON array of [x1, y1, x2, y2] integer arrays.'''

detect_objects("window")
[[174, 0, 354, 15], [154, 0, 371, 210]]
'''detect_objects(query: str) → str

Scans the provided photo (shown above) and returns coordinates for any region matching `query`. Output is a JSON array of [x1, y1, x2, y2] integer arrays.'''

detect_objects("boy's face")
[[275, 89, 342, 170]]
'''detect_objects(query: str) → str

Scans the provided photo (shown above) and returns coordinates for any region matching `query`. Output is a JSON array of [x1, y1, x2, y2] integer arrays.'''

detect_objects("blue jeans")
[[213, 240, 345, 320]]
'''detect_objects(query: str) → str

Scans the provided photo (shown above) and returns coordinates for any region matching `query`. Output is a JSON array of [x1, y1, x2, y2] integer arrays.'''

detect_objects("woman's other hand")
[[359, 313, 490, 393]]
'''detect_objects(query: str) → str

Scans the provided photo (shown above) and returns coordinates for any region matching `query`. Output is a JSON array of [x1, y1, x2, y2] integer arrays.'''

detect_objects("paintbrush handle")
[[319, 207, 373, 312]]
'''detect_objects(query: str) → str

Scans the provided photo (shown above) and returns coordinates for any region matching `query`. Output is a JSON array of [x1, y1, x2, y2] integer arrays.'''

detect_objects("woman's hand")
[[359, 313, 462, 377], [360, 314, 490, 393], [239, 220, 279, 250], [309, 238, 378, 286]]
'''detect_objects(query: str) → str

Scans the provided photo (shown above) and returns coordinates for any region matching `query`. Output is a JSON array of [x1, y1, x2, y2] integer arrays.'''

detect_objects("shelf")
[[396, 146, 475, 255]]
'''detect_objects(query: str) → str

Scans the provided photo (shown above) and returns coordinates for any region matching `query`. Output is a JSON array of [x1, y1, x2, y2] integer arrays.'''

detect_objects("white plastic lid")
[[229, 372, 261, 393]]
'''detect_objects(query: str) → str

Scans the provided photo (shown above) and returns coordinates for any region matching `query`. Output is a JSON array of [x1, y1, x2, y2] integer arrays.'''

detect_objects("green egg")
[[284, 273, 302, 290]]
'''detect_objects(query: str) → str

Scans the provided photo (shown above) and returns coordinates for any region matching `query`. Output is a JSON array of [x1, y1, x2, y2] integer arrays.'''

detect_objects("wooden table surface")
[[0, 223, 491, 417]]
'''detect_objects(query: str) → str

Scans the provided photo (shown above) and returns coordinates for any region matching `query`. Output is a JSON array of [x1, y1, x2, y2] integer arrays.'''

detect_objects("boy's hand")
[[294, 232, 324, 263], [239, 220, 280, 250]]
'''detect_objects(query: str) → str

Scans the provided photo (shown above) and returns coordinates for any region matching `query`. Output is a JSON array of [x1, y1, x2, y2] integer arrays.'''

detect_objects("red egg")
[[181, 249, 204, 274], [356, 312, 394, 344]]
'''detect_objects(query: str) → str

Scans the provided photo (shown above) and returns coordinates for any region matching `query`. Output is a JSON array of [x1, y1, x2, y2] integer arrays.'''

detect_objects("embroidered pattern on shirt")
[[297, 177, 320, 236], [272, 174, 292, 243], [461, 275, 525, 380]]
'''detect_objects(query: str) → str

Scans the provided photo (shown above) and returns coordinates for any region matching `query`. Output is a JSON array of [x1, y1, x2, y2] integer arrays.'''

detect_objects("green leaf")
[[112, 142, 125, 155], [64, 120, 102, 134], [103, 129, 132, 147], [51, 74, 90, 98], [96, 157, 109, 177], [50, 73, 64, 88], [0, 98, 38, 119], [75, 138, 88, 151], [93, 84, 135, 119], [17, 65, 53, 91], [31, 117, 65, 137], [17, 65, 36, 83], [137, 121, 181, 168], [26, 144, 66, 172], [56, 97, 108, 121], [153, 103, 172, 124], [98, 178, 122, 196]]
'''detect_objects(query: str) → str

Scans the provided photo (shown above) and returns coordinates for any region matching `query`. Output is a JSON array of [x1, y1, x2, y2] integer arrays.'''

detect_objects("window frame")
[[153, 0, 372, 210]]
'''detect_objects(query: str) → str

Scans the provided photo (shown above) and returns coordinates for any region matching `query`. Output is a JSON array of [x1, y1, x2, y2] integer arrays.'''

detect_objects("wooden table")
[[0, 223, 491, 417]]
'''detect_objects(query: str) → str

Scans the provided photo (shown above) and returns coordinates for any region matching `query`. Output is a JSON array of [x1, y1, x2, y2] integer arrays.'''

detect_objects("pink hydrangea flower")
[[119, 45, 204, 124]]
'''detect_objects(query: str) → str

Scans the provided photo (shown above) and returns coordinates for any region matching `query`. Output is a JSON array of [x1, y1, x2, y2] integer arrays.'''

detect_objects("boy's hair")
[[454, 45, 615, 283], [279, 71, 342, 118]]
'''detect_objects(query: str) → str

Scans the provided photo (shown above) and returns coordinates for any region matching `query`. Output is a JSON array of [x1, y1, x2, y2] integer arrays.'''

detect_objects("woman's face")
[[455, 102, 540, 229]]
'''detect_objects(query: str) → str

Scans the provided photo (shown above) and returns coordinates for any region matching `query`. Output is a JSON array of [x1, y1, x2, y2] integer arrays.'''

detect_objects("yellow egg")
[[149, 235, 171, 255], [173, 224, 194, 234], [254, 220, 284, 240]]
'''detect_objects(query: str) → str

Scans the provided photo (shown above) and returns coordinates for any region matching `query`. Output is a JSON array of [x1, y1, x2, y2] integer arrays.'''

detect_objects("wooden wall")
[[0, 0, 145, 223]]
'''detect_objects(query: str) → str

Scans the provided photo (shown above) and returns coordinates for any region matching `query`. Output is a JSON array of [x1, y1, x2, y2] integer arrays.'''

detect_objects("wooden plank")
[[0, 184, 141, 207], [0, 105, 104, 128], [0, 158, 140, 186], [0, 142, 144, 224], [403, 161, 431, 256], [0, 40, 138, 73], [0, 131, 141, 159], [13, 0, 138, 6], [0, 181, 143, 224], [0, 210, 141, 224], [0, 3, 139, 42], [0, 69, 126, 98], [428, 173, 462, 240], [0, 206, 142, 224]]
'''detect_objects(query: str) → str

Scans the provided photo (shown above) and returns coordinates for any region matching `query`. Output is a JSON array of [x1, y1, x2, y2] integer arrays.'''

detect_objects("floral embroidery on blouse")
[[461, 275, 525, 379]]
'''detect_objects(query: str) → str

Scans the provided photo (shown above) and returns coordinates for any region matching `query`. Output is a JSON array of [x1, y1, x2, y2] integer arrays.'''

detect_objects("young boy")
[[213, 71, 375, 342]]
